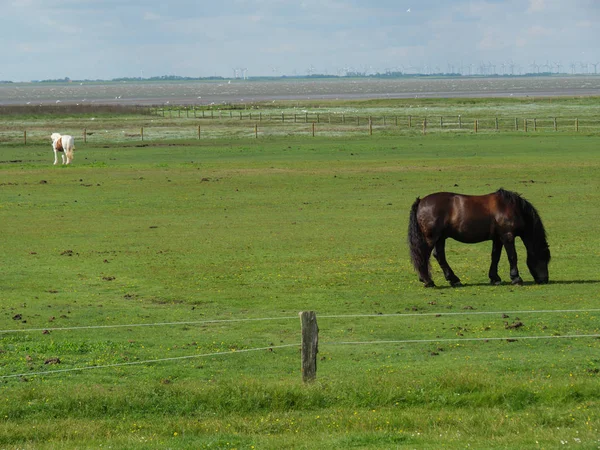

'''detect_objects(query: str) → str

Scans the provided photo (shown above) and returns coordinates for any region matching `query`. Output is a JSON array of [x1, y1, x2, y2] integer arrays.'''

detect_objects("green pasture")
[[1, 127, 599, 448]]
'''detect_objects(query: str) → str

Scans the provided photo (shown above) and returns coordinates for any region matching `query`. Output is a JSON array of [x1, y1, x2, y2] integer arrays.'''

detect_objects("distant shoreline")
[[1, 76, 599, 106]]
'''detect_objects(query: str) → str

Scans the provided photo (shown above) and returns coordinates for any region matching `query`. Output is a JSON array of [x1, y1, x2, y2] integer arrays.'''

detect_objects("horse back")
[[418, 191, 512, 244]]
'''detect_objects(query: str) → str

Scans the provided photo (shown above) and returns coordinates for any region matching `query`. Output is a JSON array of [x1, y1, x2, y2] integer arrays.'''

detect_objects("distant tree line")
[[16, 72, 582, 84]]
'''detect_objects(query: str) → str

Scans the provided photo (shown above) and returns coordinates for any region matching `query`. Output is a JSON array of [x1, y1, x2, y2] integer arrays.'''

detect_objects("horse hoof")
[[423, 281, 436, 288], [490, 279, 502, 286], [511, 277, 523, 286], [451, 281, 463, 288]]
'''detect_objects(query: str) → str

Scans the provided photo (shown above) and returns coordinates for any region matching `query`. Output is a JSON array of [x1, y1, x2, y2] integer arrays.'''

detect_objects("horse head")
[[525, 239, 551, 284]]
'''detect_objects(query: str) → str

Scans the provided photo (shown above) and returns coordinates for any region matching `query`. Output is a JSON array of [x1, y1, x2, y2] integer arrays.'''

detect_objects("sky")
[[2, 0, 599, 81]]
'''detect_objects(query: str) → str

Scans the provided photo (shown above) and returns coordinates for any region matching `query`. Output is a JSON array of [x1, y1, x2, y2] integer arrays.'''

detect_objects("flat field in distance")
[[1, 109, 599, 448]]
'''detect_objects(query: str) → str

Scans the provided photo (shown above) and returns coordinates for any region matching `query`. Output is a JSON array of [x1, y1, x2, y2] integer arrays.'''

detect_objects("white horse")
[[51, 133, 75, 165]]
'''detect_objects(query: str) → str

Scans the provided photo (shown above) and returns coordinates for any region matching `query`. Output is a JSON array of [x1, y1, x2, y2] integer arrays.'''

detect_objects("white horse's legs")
[[53, 150, 58, 165], [62, 153, 67, 164]]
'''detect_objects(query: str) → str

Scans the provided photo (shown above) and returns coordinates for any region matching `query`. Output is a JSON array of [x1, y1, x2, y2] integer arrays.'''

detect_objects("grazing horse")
[[51, 133, 75, 165], [408, 189, 550, 287]]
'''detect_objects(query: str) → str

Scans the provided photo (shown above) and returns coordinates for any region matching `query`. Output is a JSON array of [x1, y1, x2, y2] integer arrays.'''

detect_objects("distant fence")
[[1, 101, 600, 145], [1, 114, 599, 146]]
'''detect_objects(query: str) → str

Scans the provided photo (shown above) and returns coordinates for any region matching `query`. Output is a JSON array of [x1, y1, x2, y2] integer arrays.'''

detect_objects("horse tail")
[[64, 135, 75, 163], [407, 197, 430, 277]]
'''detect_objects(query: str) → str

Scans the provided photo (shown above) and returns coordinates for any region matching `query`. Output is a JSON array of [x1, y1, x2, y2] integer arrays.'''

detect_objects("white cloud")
[[527, 0, 546, 13]]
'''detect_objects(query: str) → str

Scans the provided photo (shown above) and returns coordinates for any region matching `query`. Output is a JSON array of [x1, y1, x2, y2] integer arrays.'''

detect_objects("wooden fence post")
[[299, 311, 318, 382], [84, 128, 87, 143], [554, 117, 557, 131], [534, 118, 537, 132], [576, 118, 579, 132], [524, 119, 528, 133], [369, 117, 373, 135], [141, 127, 144, 141], [409, 115, 412, 128], [495, 118, 498, 131], [515, 118, 518, 131], [198, 125, 201, 139], [312, 122, 315, 137], [423, 118, 427, 135], [24, 131, 27, 145], [474, 119, 478, 133], [255, 123, 258, 138]]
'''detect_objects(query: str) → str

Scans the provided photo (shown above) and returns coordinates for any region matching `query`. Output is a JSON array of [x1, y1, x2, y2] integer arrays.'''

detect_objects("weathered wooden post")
[[24, 131, 27, 145], [440, 116, 443, 128], [524, 119, 528, 132], [515, 118, 518, 131], [369, 117, 373, 136], [576, 118, 579, 132], [141, 127, 144, 141], [534, 118, 537, 132], [84, 128, 87, 144], [299, 311, 318, 382], [409, 115, 412, 128], [474, 119, 478, 133], [554, 117, 557, 131], [495, 117, 499, 131], [312, 122, 315, 137], [423, 118, 427, 135], [255, 123, 258, 138], [198, 125, 201, 139]]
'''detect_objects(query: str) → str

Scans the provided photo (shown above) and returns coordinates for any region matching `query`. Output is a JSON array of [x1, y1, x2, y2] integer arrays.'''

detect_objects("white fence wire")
[[1, 308, 599, 380]]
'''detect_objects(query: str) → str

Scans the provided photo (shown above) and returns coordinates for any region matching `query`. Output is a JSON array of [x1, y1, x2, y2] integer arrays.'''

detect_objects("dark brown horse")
[[408, 189, 550, 287]]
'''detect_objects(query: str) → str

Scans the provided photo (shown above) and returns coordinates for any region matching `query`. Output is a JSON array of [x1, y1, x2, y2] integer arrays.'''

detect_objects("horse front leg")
[[488, 238, 503, 285], [433, 239, 462, 287], [503, 237, 523, 285], [53, 150, 58, 165]]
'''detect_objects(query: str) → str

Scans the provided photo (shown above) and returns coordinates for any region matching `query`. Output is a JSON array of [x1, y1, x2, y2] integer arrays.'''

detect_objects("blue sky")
[[2, 0, 598, 81]]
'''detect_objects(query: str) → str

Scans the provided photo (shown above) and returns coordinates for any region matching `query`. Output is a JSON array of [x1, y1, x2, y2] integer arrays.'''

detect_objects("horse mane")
[[496, 188, 550, 260]]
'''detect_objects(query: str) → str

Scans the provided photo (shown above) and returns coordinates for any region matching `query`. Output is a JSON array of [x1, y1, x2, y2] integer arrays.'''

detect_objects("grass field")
[[1, 114, 600, 448]]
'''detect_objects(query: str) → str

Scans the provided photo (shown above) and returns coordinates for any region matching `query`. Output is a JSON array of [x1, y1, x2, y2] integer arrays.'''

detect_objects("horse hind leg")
[[488, 238, 503, 285], [433, 239, 462, 287], [414, 243, 435, 287]]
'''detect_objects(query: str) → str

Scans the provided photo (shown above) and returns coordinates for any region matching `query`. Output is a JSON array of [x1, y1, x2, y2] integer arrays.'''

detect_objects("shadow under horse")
[[408, 188, 551, 287]]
